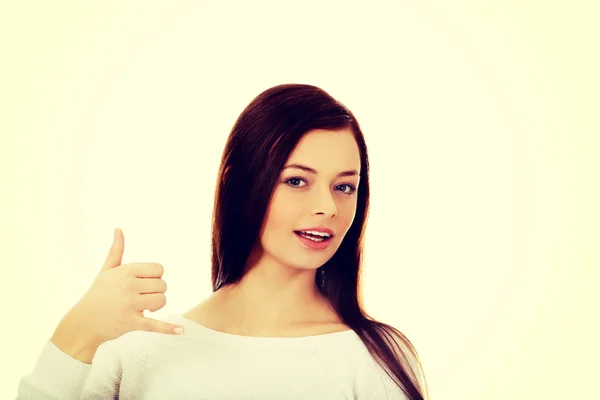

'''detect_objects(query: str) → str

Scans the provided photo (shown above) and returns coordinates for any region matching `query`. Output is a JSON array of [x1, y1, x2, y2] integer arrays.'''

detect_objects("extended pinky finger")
[[135, 316, 185, 335]]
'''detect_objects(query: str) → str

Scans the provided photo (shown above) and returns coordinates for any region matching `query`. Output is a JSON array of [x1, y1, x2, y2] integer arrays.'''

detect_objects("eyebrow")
[[283, 164, 359, 177]]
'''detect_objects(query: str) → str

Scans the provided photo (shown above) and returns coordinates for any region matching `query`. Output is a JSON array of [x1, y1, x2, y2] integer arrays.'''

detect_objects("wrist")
[[51, 312, 101, 363]]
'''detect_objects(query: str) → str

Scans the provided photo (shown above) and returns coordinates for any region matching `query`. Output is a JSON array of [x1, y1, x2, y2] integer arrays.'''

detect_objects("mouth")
[[293, 230, 334, 250], [293, 230, 333, 242]]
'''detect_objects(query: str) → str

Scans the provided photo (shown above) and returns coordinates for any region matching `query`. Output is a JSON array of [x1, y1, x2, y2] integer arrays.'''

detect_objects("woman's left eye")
[[336, 184, 356, 194]]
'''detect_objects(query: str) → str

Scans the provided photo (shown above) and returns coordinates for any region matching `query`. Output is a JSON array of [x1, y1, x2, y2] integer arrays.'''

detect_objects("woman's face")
[[258, 128, 361, 271]]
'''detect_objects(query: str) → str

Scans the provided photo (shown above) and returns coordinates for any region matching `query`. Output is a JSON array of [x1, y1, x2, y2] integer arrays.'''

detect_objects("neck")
[[218, 252, 332, 332]]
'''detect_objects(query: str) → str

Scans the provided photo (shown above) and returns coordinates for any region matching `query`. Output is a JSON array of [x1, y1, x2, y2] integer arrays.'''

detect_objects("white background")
[[2, 1, 598, 399]]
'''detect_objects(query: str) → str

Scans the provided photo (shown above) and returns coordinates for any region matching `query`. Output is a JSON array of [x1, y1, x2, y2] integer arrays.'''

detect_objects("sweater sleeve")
[[16, 338, 122, 400]]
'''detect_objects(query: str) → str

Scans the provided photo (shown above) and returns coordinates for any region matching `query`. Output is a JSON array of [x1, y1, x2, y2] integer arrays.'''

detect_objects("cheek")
[[262, 191, 297, 235], [338, 200, 357, 228]]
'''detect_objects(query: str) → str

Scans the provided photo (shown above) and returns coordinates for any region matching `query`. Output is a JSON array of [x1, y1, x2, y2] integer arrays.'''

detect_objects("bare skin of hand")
[[51, 228, 184, 362]]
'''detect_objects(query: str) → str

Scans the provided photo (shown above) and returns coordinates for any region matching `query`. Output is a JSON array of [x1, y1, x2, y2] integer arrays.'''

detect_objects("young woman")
[[17, 83, 429, 399]]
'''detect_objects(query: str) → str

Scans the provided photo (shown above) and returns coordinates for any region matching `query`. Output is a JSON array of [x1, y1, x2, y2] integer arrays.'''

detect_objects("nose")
[[311, 185, 337, 217]]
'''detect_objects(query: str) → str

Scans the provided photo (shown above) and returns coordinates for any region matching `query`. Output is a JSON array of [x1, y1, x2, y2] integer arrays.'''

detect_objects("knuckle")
[[120, 276, 135, 292], [124, 267, 138, 281], [127, 293, 138, 307], [122, 263, 135, 276], [144, 320, 155, 332]]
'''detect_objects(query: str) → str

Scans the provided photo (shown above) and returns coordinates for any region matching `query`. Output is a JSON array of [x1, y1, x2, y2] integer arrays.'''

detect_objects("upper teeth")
[[302, 230, 331, 238]]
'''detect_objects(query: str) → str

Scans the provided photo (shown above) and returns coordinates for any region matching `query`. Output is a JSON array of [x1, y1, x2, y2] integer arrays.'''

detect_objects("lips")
[[293, 229, 334, 250]]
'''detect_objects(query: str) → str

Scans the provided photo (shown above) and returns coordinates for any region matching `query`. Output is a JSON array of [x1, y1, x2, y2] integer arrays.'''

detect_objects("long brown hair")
[[210, 83, 428, 399]]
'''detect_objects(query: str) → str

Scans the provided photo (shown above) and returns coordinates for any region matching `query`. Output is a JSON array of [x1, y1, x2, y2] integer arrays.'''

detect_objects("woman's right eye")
[[285, 177, 306, 188]]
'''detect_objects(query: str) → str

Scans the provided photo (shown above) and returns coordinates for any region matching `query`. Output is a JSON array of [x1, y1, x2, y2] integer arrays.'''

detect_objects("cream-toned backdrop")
[[2, 1, 598, 399]]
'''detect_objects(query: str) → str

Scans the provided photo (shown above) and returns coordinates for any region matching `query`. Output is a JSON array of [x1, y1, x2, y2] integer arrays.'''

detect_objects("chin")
[[301, 255, 334, 269]]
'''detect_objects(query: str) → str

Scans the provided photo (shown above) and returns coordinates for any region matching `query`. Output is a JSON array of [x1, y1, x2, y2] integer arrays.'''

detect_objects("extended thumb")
[[102, 228, 124, 271]]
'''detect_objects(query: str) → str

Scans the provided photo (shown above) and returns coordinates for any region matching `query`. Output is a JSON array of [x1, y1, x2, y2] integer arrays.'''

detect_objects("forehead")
[[286, 128, 361, 169]]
